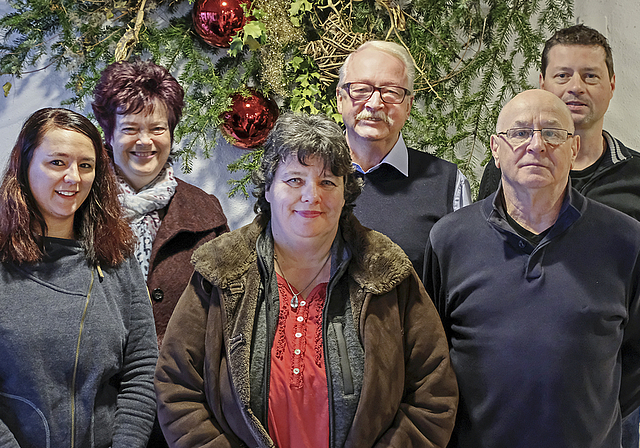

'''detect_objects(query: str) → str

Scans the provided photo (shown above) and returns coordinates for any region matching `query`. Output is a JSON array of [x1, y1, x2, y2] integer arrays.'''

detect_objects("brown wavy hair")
[[0, 108, 135, 266], [253, 112, 363, 227]]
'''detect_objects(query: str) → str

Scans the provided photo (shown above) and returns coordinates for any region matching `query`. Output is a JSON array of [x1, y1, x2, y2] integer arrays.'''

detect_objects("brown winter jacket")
[[147, 178, 229, 346], [154, 215, 458, 448]]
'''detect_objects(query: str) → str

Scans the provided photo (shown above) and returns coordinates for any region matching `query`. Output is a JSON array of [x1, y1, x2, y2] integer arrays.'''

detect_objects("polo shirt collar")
[[486, 182, 583, 242]]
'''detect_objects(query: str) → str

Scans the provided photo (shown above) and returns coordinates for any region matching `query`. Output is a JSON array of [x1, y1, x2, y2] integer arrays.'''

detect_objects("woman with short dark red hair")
[[92, 59, 229, 448], [92, 60, 229, 346]]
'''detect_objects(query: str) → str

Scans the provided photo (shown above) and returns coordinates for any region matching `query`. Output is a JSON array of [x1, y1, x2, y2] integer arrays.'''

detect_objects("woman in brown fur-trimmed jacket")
[[154, 113, 458, 448]]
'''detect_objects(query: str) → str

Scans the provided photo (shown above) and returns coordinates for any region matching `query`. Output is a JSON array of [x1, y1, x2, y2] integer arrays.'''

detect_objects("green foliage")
[[0, 0, 573, 196], [229, 5, 267, 57], [399, 0, 574, 187], [227, 148, 263, 197], [287, 54, 339, 120], [289, 0, 313, 26], [296, 0, 572, 189]]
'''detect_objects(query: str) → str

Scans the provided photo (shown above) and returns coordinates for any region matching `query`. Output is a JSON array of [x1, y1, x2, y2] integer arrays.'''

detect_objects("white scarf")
[[117, 165, 178, 280]]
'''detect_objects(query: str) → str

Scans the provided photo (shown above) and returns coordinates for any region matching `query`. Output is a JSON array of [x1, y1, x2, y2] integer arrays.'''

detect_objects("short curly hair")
[[253, 112, 363, 226], [92, 60, 184, 148]]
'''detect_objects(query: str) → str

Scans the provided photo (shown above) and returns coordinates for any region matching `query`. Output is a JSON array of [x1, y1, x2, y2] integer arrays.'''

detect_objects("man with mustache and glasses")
[[478, 25, 640, 222], [425, 89, 640, 448], [477, 24, 640, 446], [337, 41, 471, 278]]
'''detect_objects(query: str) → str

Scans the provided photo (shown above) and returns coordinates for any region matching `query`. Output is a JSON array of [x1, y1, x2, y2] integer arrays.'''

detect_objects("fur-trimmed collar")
[[191, 215, 413, 294]]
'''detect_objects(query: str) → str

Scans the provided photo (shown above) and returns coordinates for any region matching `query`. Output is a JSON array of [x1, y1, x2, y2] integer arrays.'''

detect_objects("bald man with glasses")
[[424, 89, 640, 448]]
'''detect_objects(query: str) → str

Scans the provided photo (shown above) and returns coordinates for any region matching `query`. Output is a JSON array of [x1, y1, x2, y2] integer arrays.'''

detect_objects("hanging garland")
[[0, 0, 573, 196]]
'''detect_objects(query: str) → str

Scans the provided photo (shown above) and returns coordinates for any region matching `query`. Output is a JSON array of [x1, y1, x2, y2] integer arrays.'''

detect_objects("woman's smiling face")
[[266, 155, 345, 246], [28, 128, 96, 238], [109, 100, 172, 191]]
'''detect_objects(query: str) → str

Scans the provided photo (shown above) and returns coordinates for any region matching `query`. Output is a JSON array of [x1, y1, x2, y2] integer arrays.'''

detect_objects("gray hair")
[[253, 112, 363, 225], [338, 40, 415, 92]]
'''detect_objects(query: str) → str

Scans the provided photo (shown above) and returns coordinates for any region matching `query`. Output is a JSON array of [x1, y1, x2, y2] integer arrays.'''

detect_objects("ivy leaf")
[[290, 96, 303, 111], [229, 36, 244, 57], [243, 20, 266, 42], [290, 56, 304, 70], [290, 0, 312, 16], [245, 35, 261, 50]]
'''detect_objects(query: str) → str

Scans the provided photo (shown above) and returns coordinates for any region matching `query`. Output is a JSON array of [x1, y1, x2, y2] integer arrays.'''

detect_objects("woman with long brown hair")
[[0, 108, 158, 448]]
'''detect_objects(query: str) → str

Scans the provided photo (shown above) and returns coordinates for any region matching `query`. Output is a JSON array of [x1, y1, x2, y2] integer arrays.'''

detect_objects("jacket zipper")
[[331, 321, 354, 395], [256, 250, 275, 441], [578, 134, 630, 194], [323, 260, 352, 448], [70, 268, 95, 448]]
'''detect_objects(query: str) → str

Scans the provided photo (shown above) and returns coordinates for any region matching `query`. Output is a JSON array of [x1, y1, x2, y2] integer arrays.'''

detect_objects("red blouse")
[[268, 274, 330, 448]]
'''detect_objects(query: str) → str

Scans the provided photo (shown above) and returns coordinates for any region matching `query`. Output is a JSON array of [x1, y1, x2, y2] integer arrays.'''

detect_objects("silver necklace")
[[274, 252, 331, 309]]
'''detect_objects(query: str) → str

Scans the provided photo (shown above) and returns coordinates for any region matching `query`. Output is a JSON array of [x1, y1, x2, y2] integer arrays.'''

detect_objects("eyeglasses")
[[341, 82, 411, 104], [497, 128, 573, 147]]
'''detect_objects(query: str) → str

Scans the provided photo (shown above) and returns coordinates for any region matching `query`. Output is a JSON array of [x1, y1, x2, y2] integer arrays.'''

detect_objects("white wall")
[[574, 3, 640, 150], [0, 1, 638, 227]]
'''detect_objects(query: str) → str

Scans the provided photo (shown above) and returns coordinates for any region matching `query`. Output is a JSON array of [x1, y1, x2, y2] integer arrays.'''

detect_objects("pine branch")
[[0, 0, 573, 197]]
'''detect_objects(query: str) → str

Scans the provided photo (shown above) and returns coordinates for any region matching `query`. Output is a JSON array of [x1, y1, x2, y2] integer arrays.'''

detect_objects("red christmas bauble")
[[192, 0, 250, 48], [220, 90, 279, 149]]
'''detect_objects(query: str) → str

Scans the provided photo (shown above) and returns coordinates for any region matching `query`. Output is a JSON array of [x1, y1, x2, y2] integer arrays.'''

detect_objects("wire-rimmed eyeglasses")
[[497, 128, 573, 148], [341, 82, 411, 104]]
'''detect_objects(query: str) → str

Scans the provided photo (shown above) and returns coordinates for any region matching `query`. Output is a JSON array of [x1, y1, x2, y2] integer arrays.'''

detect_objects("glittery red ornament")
[[192, 0, 250, 48], [220, 90, 279, 149]]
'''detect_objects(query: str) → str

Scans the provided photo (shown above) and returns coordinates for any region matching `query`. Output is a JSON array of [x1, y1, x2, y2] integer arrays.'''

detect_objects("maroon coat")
[[147, 178, 229, 347]]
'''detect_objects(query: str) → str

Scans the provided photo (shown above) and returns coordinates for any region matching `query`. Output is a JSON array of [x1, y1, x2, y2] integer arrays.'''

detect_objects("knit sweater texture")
[[353, 147, 458, 278]]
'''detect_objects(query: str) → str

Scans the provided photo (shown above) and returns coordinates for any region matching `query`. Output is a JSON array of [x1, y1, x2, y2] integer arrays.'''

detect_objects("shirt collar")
[[352, 133, 409, 177], [487, 182, 583, 241]]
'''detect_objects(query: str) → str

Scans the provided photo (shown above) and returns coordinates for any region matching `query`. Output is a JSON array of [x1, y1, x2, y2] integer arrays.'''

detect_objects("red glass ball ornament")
[[220, 90, 279, 149], [192, 0, 250, 48]]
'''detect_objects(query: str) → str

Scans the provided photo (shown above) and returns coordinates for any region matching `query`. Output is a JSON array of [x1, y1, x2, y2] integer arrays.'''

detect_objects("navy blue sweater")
[[353, 147, 458, 278], [425, 189, 640, 448]]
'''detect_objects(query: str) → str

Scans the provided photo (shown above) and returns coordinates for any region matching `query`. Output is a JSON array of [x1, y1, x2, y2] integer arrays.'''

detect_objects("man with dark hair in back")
[[478, 25, 640, 220]]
